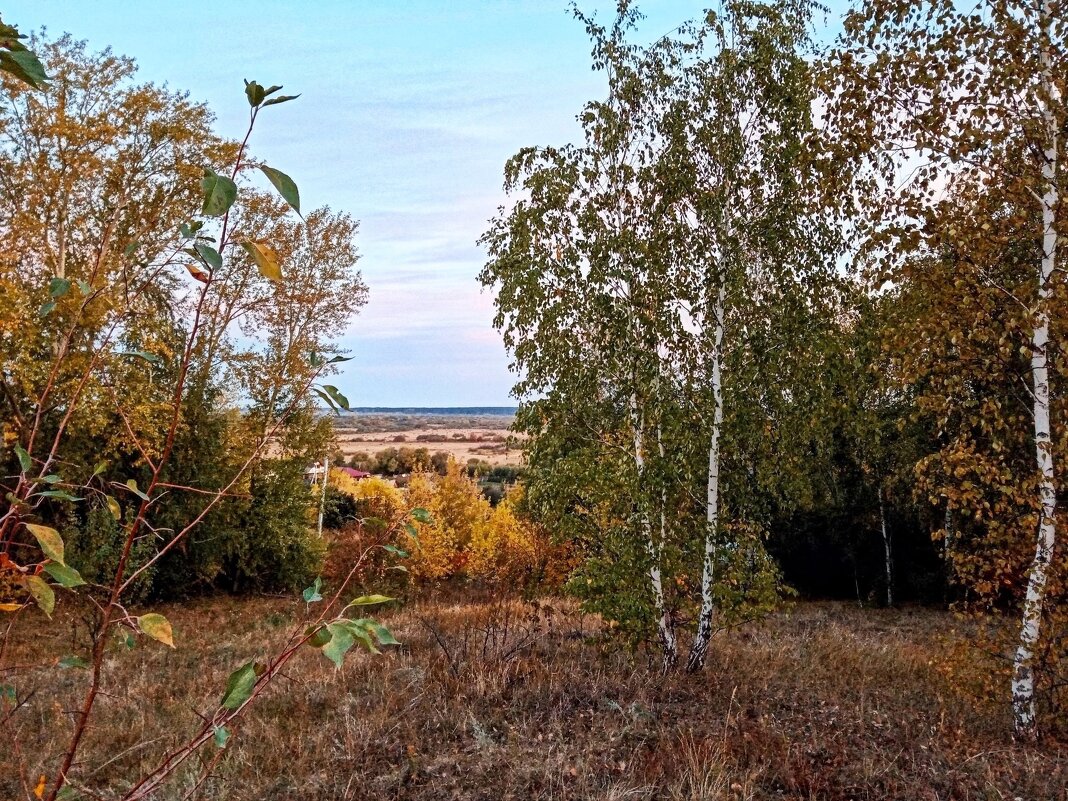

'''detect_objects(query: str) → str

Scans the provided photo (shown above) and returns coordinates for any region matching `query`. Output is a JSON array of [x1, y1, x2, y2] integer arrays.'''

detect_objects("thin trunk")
[[316, 454, 329, 538], [687, 283, 725, 672], [656, 423, 677, 666], [943, 503, 953, 564], [1013, 2, 1060, 739], [879, 487, 892, 608], [631, 392, 678, 669], [943, 503, 954, 606]]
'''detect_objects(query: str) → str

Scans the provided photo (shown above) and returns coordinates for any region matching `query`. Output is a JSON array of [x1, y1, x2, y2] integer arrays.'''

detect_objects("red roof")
[[338, 467, 370, 479]]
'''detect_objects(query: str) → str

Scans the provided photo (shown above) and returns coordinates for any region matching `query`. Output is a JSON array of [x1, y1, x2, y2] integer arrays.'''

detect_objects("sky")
[[9, 1, 846, 407]]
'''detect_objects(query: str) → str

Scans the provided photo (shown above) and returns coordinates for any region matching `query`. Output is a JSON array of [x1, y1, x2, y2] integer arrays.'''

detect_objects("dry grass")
[[337, 427, 524, 467], [2, 596, 1066, 800]]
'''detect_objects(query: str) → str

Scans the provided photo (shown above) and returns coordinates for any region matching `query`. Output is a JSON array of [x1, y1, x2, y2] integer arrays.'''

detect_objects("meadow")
[[4, 593, 1065, 800]]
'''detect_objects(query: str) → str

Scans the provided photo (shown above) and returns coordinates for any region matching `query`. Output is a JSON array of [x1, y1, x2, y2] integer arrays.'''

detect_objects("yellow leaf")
[[24, 523, 65, 565], [0, 602, 25, 612], [138, 612, 175, 647], [25, 575, 55, 617], [34, 775, 45, 799], [241, 240, 283, 282]]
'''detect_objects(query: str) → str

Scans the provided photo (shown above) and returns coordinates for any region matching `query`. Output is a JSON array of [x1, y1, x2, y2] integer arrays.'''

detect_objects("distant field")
[[333, 412, 523, 467]]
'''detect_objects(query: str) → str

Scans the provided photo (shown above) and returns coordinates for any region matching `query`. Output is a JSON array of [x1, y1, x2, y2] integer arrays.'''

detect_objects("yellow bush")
[[468, 485, 577, 587], [407, 461, 491, 581], [330, 470, 405, 522]]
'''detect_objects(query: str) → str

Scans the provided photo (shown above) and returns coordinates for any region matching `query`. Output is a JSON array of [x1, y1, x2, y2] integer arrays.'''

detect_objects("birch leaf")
[[241, 240, 283, 282], [138, 613, 175, 647], [25, 524, 64, 565]]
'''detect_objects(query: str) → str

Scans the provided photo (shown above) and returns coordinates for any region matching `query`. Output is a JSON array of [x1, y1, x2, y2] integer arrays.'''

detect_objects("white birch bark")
[[879, 487, 893, 608], [316, 454, 329, 539], [1012, 3, 1060, 737], [630, 392, 678, 668], [686, 283, 725, 672]]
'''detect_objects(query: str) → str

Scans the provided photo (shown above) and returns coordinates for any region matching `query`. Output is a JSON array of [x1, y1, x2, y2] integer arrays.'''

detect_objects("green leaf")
[[347, 624, 380, 654], [105, 496, 122, 521], [382, 544, 409, 558], [14, 445, 31, 473], [34, 489, 82, 502], [194, 243, 223, 271], [58, 655, 90, 669], [49, 277, 72, 298], [125, 478, 151, 501], [0, 49, 50, 90], [77, 280, 91, 296], [345, 594, 394, 608], [44, 562, 86, 588], [39, 300, 56, 317], [245, 79, 266, 107], [410, 508, 432, 524], [320, 621, 355, 668], [25, 523, 64, 565], [39, 474, 62, 484], [220, 662, 259, 710], [25, 575, 55, 617], [138, 613, 175, 647], [262, 94, 300, 107], [335, 619, 381, 654], [55, 787, 80, 801], [92, 461, 108, 477], [259, 166, 301, 215], [213, 724, 231, 749], [302, 577, 323, 603], [201, 168, 238, 217], [366, 620, 400, 646], [319, 384, 350, 412], [327, 355, 353, 364], [311, 387, 339, 413], [119, 350, 160, 365], [179, 221, 203, 239], [306, 625, 332, 648]]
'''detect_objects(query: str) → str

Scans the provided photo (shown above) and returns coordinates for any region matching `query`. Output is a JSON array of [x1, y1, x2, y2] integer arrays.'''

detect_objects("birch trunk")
[[316, 454, 329, 539], [686, 283, 725, 672], [879, 487, 893, 608], [630, 393, 678, 669], [1012, 2, 1060, 738]]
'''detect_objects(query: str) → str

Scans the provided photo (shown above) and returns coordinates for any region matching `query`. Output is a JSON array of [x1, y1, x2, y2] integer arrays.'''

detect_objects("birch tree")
[[482, 1, 833, 669], [652, 0, 831, 671], [825, 0, 1067, 737]]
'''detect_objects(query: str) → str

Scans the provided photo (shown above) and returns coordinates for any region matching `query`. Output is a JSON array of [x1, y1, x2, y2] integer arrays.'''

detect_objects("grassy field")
[[3, 595, 1066, 800], [333, 412, 524, 468]]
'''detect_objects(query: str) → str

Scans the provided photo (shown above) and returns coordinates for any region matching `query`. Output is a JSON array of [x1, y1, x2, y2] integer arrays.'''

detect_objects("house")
[[337, 467, 370, 480], [303, 462, 327, 485]]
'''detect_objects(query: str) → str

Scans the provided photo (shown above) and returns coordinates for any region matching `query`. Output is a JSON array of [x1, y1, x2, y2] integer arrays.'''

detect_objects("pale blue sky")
[[9, 1, 846, 406]]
